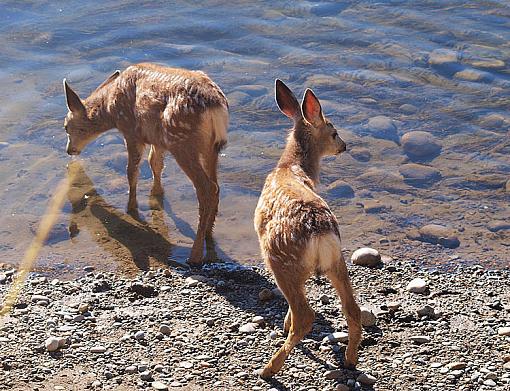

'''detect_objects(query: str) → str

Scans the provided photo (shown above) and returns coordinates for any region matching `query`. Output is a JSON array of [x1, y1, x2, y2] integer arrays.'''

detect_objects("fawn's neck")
[[83, 85, 118, 132], [278, 129, 321, 186]]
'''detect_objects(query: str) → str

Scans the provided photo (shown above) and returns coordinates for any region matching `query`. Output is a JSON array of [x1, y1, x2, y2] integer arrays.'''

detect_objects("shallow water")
[[0, 0, 508, 275]]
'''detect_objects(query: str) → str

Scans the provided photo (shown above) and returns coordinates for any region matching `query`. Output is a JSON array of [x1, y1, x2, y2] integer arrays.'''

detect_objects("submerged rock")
[[428, 49, 458, 66], [454, 69, 493, 83], [327, 180, 355, 198], [357, 168, 408, 194], [365, 116, 399, 143], [401, 131, 442, 160], [487, 221, 510, 232], [407, 224, 460, 248], [349, 146, 371, 162], [399, 163, 441, 187]]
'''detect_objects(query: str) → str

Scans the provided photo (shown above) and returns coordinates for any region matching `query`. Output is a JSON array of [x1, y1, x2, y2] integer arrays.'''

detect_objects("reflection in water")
[[66, 161, 181, 271]]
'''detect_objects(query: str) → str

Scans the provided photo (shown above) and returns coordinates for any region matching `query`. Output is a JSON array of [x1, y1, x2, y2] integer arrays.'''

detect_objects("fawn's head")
[[275, 79, 346, 157], [63, 71, 119, 155]]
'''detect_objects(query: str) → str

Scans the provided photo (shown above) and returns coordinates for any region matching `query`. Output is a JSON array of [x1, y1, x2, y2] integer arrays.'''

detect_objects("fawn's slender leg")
[[201, 148, 220, 261], [148, 145, 165, 196], [126, 140, 146, 213], [261, 270, 315, 378], [172, 149, 217, 265], [325, 258, 362, 369], [284, 308, 292, 333]]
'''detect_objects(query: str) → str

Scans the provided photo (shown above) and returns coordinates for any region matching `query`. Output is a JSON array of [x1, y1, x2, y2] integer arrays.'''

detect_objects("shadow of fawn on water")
[[66, 160, 366, 384]]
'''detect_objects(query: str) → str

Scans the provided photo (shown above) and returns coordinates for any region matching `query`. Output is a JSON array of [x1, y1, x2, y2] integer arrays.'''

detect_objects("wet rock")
[[400, 104, 418, 114], [45, 337, 60, 352], [407, 224, 460, 248], [327, 180, 355, 198], [470, 58, 506, 70], [129, 282, 158, 297], [357, 373, 377, 386], [399, 163, 441, 187], [362, 199, 391, 214], [351, 248, 381, 268], [407, 278, 428, 293], [258, 288, 273, 301], [349, 146, 371, 162], [357, 168, 407, 194], [487, 221, 510, 232], [360, 307, 377, 327], [454, 69, 493, 83], [401, 131, 441, 160], [310, 2, 348, 16], [429, 49, 458, 66], [410, 335, 431, 344], [498, 327, 510, 336], [366, 116, 399, 143]]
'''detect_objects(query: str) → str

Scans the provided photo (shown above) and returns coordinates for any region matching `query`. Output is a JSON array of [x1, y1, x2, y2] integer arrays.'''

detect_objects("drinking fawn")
[[254, 80, 362, 378], [63, 63, 229, 265]]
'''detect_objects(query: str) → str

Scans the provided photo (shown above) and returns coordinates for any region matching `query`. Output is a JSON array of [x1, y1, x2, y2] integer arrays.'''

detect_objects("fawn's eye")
[[331, 132, 337, 139]]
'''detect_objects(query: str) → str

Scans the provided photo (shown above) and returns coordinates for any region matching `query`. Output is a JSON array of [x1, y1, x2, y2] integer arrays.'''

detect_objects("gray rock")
[[90, 346, 107, 353], [159, 324, 171, 335], [125, 365, 137, 374], [399, 163, 441, 187], [31, 295, 50, 303], [447, 362, 467, 370], [45, 337, 60, 352], [417, 305, 436, 318], [239, 323, 257, 334], [407, 224, 460, 248], [401, 131, 441, 160], [324, 370, 344, 379], [498, 327, 510, 336], [179, 361, 193, 369], [351, 248, 381, 268], [410, 335, 431, 344], [134, 331, 145, 340], [400, 104, 418, 114], [487, 221, 510, 232], [185, 275, 208, 287], [327, 180, 355, 198], [252, 316, 264, 325], [140, 370, 153, 381], [357, 373, 377, 386], [483, 379, 496, 387], [360, 307, 377, 327], [387, 301, 401, 311], [407, 278, 428, 293], [258, 288, 273, 301], [366, 115, 399, 143]]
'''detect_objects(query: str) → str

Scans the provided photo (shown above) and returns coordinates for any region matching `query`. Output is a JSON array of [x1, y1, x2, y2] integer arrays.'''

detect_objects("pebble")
[[323, 332, 349, 344], [129, 282, 157, 297], [45, 336, 60, 352], [179, 361, 193, 369], [417, 305, 436, 318], [366, 115, 399, 143], [159, 324, 171, 335], [351, 248, 381, 268], [185, 275, 208, 287], [399, 163, 441, 186], [387, 301, 401, 311], [410, 335, 431, 344], [319, 294, 330, 304], [327, 180, 355, 198], [258, 288, 273, 301], [152, 381, 168, 390], [448, 362, 467, 370], [360, 307, 377, 327], [483, 379, 496, 387], [252, 316, 265, 325], [487, 221, 510, 232], [78, 303, 89, 314], [504, 362, 510, 371], [498, 327, 510, 336], [407, 278, 428, 293], [324, 370, 343, 379], [0, 273, 7, 283], [134, 331, 145, 340], [407, 224, 460, 249], [239, 323, 257, 334], [31, 294, 50, 304], [400, 103, 418, 114], [357, 373, 377, 386], [125, 365, 137, 374], [401, 131, 442, 160], [140, 371, 153, 381], [90, 346, 107, 353]]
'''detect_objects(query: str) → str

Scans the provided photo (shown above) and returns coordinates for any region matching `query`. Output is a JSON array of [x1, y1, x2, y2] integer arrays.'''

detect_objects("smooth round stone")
[[387, 301, 401, 311], [448, 362, 467, 370], [134, 331, 145, 340], [239, 323, 257, 334], [327, 180, 355, 198], [351, 248, 381, 267], [357, 168, 407, 194], [349, 146, 371, 162], [498, 327, 510, 336], [399, 163, 441, 186], [90, 346, 107, 353], [152, 381, 168, 390], [429, 49, 458, 66], [416, 305, 435, 318], [409, 224, 460, 248], [487, 221, 510, 232], [252, 316, 264, 325], [470, 58, 506, 69], [140, 371, 153, 381], [45, 337, 60, 352], [125, 365, 137, 374], [401, 131, 441, 160], [159, 324, 171, 335], [366, 116, 399, 143], [258, 288, 273, 301], [454, 69, 493, 82], [407, 278, 428, 293], [357, 373, 377, 386], [360, 307, 377, 327], [179, 361, 193, 369], [400, 104, 418, 114], [480, 113, 506, 129], [324, 370, 343, 379], [410, 335, 431, 344], [323, 332, 349, 344]]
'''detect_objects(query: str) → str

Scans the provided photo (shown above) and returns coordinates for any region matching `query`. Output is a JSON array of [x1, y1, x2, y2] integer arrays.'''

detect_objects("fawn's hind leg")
[[126, 140, 146, 213], [324, 258, 362, 369], [148, 145, 165, 196], [261, 271, 315, 378]]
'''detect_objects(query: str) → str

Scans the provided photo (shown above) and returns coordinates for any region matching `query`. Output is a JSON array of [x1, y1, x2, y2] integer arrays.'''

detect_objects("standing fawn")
[[254, 80, 362, 378], [63, 63, 229, 265]]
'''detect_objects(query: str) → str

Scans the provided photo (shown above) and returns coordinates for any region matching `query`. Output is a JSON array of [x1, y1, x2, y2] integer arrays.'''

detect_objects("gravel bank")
[[0, 257, 509, 391]]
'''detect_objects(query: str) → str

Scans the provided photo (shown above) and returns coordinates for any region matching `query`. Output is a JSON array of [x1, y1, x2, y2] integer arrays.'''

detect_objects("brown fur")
[[63, 63, 229, 265], [254, 80, 361, 378]]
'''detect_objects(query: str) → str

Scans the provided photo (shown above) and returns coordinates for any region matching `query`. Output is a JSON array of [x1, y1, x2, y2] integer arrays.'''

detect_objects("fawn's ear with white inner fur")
[[275, 79, 301, 122], [301, 88, 324, 126], [96, 70, 121, 91], [63, 79, 86, 115]]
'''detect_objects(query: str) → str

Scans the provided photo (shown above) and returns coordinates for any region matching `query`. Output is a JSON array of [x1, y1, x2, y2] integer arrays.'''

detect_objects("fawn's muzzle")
[[337, 140, 347, 154]]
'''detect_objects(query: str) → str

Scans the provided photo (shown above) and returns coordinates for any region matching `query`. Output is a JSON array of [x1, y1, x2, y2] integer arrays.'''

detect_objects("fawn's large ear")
[[275, 79, 301, 121], [63, 79, 86, 115], [96, 70, 121, 91], [301, 88, 324, 126]]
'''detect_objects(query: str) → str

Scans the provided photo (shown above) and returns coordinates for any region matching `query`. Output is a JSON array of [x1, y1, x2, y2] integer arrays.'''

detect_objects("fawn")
[[63, 63, 229, 265], [254, 80, 362, 378]]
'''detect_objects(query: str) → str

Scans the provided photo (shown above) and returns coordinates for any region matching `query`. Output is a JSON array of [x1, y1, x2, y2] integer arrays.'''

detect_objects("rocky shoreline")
[[0, 255, 509, 391]]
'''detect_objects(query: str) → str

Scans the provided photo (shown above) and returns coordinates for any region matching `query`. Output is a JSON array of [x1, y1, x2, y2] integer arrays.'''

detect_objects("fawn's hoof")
[[343, 360, 357, 370], [257, 367, 275, 379]]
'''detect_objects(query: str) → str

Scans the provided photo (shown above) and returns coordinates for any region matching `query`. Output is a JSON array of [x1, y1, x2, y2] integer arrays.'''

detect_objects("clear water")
[[0, 0, 508, 275]]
